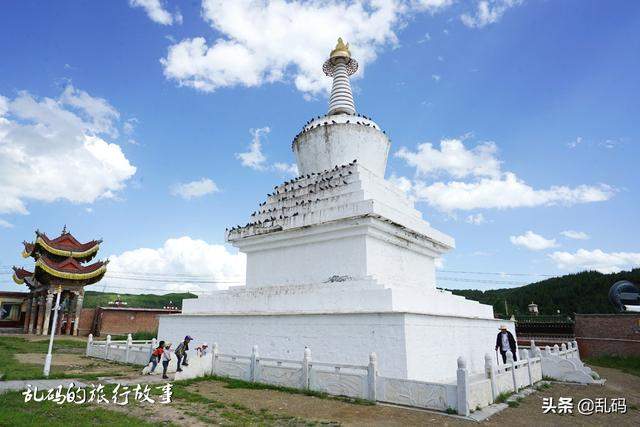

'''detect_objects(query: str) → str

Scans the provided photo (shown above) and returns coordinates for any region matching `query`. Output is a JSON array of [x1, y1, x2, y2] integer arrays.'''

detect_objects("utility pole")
[[43, 286, 62, 377]]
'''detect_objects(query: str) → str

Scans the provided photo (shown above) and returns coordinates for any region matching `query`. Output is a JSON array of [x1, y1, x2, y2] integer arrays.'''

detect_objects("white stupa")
[[159, 39, 508, 382]]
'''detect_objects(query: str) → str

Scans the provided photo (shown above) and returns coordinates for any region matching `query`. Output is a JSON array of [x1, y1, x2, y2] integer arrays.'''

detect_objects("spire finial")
[[322, 38, 358, 115], [330, 37, 351, 60], [61, 225, 68, 235]]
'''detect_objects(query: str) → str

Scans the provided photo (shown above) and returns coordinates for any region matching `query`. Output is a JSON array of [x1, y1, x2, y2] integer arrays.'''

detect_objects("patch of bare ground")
[[14, 353, 141, 376]]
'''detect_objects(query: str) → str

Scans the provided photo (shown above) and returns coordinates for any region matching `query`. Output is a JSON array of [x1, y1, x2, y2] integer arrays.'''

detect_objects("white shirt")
[[500, 332, 511, 352]]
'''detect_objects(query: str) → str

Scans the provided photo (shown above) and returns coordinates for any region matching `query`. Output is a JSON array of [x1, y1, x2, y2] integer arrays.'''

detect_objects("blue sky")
[[1, 0, 638, 294]]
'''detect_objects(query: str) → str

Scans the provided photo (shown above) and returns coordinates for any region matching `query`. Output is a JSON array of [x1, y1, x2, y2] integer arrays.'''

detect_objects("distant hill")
[[83, 291, 197, 309], [450, 269, 640, 317]]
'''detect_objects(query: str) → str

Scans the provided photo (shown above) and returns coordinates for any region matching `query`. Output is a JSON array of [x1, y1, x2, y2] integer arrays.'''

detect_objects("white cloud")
[[123, 117, 138, 135], [561, 230, 590, 240], [434, 257, 444, 269], [567, 136, 583, 148], [396, 139, 501, 179], [461, 0, 523, 28], [236, 127, 270, 170], [170, 178, 220, 200], [162, 0, 405, 96], [395, 138, 615, 211], [510, 231, 558, 251], [105, 237, 246, 294], [0, 219, 13, 228], [129, 0, 182, 25], [0, 86, 136, 215], [273, 162, 299, 176], [159, 1, 521, 96], [431, 74, 441, 82], [465, 213, 486, 225], [236, 127, 298, 176], [549, 249, 640, 274]]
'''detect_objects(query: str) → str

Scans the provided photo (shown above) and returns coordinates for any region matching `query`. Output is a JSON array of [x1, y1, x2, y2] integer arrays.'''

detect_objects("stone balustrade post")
[[211, 342, 219, 376], [544, 345, 551, 357], [485, 353, 498, 400], [250, 345, 259, 382], [506, 351, 518, 392], [42, 291, 54, 336], [456, 357, 470, 416], [105, 334, 111, 359], [525, 351, 533, 386], [572, 340, 580, 359], [302, 347, 312, 390], [560, 343, 567, 356], [86, 333, 93, 356], [553, 344, 560, 355], [125, 334, 132, 363], [367, 352, 378, 401]]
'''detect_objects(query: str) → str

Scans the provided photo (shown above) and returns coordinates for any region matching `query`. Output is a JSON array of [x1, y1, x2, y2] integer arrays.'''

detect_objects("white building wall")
[[402, 315, 515, 382], [245, 233, 367, 287], [159, 313, 410, 379], [158, 313, 512, 382], [365, 234, 436, 290]]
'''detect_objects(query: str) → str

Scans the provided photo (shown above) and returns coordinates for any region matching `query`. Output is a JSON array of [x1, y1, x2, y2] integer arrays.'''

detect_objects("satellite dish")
[[608, 280, 640, 312]]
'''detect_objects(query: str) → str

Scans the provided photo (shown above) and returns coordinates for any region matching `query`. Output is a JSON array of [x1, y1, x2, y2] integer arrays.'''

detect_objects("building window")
[[0, 303, 20, 321]]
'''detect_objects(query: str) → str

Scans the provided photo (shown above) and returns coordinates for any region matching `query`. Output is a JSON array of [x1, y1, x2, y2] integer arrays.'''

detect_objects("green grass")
[[0, 390, 157, 426], [0, 336, 128, 381], [584, 355, 640, 377], [207, 374, 375, 406], [108, 332, 157, 341], [495, 391, 513, 404]]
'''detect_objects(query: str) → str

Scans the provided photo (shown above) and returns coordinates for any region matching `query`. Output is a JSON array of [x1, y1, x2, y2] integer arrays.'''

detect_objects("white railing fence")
[[85, 336, 550, 416], [85, 333, 155, 366], [524, 339, 600, 384]]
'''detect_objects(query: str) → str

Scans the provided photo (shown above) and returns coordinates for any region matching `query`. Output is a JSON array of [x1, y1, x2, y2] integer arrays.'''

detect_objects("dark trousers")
[[162, 360, 169, 377], [500, 349, 518, 364], [176, 352, 188, 370], [149, 356, 159, 373]]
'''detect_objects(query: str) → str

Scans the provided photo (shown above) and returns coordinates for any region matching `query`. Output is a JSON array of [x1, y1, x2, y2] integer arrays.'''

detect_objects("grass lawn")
[[0, 390, 157, 426], [585, 355, 640, 377], [0, 336, 131, 381]]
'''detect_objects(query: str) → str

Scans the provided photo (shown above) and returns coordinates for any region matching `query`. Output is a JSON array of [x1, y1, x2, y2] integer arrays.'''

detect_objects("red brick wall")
[[94, 310, 164, 336], [574, 314, 640, 357], [78, 308, 96, 336]]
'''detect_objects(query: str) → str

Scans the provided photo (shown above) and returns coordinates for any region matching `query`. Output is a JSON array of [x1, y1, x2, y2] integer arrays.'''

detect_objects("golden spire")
[[330, 37, 351, 59]]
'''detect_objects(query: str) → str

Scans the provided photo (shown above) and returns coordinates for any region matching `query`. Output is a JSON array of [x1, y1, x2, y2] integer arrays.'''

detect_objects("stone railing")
[[86, 338, 546, 416], [85, 334, 155, 366], [523, 340, 601, 384]]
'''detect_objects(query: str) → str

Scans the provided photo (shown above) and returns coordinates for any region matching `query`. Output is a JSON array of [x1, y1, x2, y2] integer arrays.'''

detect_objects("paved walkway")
[[0, 379, 88, 394]]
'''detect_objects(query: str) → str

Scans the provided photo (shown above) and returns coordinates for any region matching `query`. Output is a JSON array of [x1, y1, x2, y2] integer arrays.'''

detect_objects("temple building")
[[12, 227, 107, 336], [159, 39, 511, 382]]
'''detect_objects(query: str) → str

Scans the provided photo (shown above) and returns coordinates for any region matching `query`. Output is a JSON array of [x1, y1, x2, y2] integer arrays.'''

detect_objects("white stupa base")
[[158, 309, 513, 382], [158, 280, 511, 382]]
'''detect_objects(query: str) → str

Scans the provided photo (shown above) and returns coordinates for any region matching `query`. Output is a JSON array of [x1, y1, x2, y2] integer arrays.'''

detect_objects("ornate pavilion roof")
[[13, 256, 108, 287], [22, 228, 102, 262], [12, 267, 33, 285]]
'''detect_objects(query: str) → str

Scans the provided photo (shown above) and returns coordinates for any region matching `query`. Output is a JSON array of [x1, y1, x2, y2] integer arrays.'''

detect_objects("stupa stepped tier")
[[160, 39, 508, 382]]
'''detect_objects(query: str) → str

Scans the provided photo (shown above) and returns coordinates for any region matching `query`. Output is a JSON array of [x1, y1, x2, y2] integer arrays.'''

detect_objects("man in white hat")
[[495, 325, 517, 363]]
